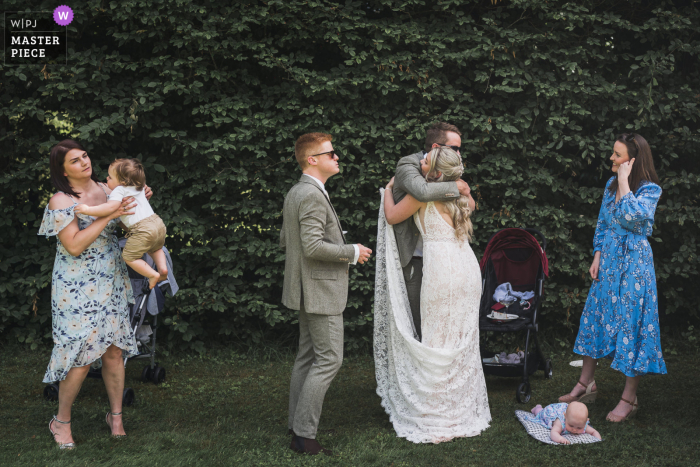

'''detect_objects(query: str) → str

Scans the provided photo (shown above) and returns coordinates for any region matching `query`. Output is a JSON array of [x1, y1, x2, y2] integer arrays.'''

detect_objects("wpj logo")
[[3, 6, 72, 65]]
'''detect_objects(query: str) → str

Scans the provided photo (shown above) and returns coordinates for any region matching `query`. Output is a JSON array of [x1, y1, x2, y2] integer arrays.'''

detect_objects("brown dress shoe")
[[290, 435, 333, 456], [289, 428, 336, 436]]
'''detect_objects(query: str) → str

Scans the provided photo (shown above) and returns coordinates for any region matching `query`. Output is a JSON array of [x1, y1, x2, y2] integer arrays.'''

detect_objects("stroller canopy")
[[480, 228, 549, 293]]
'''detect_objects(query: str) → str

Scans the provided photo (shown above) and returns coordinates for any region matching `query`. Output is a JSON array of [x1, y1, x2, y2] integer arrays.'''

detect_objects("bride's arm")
[[384, 178, 424, 225]]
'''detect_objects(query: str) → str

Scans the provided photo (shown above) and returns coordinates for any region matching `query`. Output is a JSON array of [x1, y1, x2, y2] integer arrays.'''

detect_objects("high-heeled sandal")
[[606, 396, 638, 422], [106, 412, 126, 439], [49, 415, 75, 450], [558, 379, 597, 403]]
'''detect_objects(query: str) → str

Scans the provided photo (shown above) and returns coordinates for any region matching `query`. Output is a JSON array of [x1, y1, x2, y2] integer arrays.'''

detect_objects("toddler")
[[525, 401, 601, 444], [76, 158, 167, 289]]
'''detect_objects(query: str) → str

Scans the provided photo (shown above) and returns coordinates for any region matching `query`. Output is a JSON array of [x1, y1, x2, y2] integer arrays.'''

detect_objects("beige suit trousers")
[[288, 302, 344, 439]]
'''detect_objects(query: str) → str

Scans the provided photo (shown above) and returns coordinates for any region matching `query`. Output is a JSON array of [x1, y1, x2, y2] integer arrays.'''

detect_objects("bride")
[[374, 147, 491, 443]]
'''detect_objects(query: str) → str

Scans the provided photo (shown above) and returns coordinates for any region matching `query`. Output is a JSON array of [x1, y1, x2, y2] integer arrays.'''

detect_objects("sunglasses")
[[309, 150, 339, 158], [436, 143, 461, 152], [621, 133, 640, 149]]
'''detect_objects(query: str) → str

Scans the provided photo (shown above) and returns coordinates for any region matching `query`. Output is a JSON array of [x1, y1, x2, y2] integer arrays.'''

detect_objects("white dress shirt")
[[305, 174, 360, 265]]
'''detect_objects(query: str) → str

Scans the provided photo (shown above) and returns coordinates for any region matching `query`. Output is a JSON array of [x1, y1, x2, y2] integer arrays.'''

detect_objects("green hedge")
[[2, 0, 699, 352]]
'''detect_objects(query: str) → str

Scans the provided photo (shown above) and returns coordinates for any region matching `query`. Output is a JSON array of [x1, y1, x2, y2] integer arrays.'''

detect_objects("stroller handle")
[[522, 228, 547, 252]]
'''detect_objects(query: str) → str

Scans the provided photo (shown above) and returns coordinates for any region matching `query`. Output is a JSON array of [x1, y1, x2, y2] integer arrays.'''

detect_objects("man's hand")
[[456, 179, 471, 197], [356, 244, 372, 265]]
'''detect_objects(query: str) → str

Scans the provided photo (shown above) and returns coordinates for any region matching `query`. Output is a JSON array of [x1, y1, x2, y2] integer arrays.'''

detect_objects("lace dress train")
[[374, 195, 491, 443]]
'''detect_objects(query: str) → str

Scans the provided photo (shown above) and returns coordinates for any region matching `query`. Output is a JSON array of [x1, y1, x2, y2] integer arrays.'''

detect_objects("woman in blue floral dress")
[[559, 133, 666, 422], [39, 139, 150, 448]]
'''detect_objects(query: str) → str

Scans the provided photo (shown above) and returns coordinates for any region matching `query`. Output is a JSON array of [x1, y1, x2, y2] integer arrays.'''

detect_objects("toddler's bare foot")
[[531, 404, 543, 415], [148, 272, 160, 289]]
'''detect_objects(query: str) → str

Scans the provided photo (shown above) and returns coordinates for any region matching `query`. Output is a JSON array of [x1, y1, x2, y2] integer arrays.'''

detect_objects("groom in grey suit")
[[281, 132, 372, 456], [392, 122, 473, 340]]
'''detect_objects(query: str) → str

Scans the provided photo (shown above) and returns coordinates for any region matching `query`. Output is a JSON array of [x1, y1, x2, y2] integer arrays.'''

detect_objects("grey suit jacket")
[[392, 152, 460, 267], [280, 174, 356, 316]]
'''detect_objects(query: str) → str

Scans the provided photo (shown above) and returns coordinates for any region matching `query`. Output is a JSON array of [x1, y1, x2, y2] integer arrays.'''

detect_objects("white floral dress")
[[38, 189, 137, 383]]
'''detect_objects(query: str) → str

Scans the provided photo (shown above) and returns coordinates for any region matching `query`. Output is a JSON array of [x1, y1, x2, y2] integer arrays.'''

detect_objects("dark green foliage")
[[1, 0, 699, 351]]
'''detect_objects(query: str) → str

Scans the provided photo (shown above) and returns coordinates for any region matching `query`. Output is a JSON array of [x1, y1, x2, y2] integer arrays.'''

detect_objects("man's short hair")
[[424, 122, 462, 152], [295, 132, 333, 169]]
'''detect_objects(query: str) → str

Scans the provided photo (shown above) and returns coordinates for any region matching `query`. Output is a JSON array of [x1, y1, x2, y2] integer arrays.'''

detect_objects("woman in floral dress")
[[559, 133, 666, 422], [39, 139, 150, 448]]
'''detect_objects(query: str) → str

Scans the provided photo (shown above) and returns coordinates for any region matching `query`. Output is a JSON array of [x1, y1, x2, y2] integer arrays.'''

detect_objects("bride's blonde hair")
[[425, 147, 473, 241]]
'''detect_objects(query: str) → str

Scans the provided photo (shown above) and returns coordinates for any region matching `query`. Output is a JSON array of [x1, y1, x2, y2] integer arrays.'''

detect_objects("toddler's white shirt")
[[108, 186, 155, 228]]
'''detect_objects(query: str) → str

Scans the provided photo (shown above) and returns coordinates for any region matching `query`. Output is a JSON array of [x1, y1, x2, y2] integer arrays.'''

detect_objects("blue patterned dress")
[[38, 190, 138, 383], [574, 177, 666, 377], [522, 403, 587, 434]]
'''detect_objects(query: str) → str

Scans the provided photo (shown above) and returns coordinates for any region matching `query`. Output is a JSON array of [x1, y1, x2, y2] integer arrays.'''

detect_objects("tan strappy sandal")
[[606, 396, 638, 422], [558, 380, 597, 403]]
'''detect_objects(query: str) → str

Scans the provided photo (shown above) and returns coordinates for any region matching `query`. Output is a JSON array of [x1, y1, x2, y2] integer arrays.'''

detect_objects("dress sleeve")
[[612, 182, 661, 236], [37, 204, 76, 237], [592, 178, 613, 254]]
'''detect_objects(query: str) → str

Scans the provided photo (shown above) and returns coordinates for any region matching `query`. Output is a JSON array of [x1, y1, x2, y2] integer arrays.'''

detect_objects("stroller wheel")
[[43, 383, 59, 402], [544, 359, 553, 379], [123, 387, 136, 407], [141, 365, 153, 383], [516, 382, 531, 403], [152, 366, 166, 385]]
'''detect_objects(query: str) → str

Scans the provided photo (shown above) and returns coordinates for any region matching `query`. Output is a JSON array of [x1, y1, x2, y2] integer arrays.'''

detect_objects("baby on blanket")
[[524, 402, 601, 445]]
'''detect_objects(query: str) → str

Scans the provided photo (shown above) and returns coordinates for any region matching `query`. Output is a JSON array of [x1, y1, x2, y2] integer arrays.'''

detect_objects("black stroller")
[[43, 242, 176, 406], [479, 228, 551, 403]]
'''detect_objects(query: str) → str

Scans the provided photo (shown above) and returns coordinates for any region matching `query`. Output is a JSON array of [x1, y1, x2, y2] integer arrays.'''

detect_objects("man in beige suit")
[[281, 132, 372, 456]]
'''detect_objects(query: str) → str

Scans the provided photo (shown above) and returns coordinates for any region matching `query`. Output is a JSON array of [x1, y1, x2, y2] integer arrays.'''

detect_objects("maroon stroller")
[[479, 228, 551, 403]]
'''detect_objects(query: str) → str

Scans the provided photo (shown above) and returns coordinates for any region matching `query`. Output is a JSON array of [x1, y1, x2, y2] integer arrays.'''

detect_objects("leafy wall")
[[1, 0, 699, 351]]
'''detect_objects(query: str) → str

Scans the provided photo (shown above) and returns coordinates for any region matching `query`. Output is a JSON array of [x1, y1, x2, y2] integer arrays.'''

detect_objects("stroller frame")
[[479, 228, 552, 403]]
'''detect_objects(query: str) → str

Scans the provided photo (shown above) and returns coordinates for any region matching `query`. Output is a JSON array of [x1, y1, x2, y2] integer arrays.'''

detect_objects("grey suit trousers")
[[402, 257, 423, 341], [288, 303, 344, 439]]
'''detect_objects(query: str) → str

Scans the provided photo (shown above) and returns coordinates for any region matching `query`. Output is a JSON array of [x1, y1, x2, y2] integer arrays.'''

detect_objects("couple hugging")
[[280, 123, 489, 456]]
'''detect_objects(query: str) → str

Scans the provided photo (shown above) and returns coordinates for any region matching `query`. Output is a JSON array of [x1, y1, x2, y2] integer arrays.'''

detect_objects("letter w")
[[10, 20, 21, 27], [57, 11, 69, 20]]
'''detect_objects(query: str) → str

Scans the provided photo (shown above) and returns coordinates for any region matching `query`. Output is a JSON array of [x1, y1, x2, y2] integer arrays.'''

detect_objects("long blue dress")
[[574, 177, 666, 377]]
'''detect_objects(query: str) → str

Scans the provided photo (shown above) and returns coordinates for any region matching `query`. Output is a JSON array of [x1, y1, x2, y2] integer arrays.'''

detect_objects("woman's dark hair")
[[608, 133, 660, 194], [49, 139, 100, 197]]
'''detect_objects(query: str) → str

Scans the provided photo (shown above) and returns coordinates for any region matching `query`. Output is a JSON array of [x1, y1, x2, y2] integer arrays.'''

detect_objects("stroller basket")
[[479, 228, 551, 403]]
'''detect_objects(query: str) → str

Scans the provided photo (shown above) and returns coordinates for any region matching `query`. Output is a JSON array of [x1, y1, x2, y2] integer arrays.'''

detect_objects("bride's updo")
[[425, 147, 473, 242]]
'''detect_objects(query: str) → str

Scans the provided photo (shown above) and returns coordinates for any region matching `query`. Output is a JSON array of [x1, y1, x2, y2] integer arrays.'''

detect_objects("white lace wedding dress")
[[374, 194, 491, 443]]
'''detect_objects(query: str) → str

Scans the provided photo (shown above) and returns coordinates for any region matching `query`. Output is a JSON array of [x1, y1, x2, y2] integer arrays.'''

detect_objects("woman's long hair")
[[425, 147, 473, 241], [49, 139, 100, 197], [608, 133, 660, 194]]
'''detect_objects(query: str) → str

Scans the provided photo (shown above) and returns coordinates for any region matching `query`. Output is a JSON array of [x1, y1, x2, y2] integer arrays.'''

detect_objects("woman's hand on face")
[[386, 177, 395, 190], [616, 158, 635, 181], [590, 252, 601, 281], [144, 185, 153, 200], [108, 197, 136, 220]]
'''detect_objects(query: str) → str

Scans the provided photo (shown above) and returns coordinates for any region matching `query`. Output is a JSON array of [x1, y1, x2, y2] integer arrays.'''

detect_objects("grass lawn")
[[1, 341, 697, 467]]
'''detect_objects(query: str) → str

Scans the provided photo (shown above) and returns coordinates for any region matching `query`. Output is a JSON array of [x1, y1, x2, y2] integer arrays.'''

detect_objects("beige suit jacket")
[[280, 174, 356, 315], [392, 152, 460, 267]]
